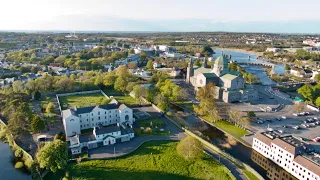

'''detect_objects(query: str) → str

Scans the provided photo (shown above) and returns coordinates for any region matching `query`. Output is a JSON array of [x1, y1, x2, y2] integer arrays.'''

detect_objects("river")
[[214, 50, 285, 85], [0, 142, 31, 180]]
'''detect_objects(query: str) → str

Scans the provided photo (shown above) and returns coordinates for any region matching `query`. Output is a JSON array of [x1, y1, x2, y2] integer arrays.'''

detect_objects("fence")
[[56, 90, 101, 97]]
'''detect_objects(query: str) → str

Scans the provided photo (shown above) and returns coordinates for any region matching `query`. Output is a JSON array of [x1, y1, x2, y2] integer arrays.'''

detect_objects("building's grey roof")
[[74, 106, 96, 114], [62, 109, 78, 118], [79, 134, 96, 143], [95, 125, 121, 135], [63, 103, 124, 119], [121, 127, 134, 135]]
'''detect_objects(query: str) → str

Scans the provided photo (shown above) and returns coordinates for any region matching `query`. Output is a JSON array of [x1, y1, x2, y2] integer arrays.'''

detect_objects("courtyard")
[[58, 92, 108, 110]]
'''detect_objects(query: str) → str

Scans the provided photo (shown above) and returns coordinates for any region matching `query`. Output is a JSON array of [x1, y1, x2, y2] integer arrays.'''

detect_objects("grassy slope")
[[213, 121, 249, 139], [59, 93, 106, 110], [45, 141, 235, 180]]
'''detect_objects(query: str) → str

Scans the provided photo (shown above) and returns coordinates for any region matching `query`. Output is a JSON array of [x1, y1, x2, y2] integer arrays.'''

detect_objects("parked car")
[[278, 130, 284, 134], [293, 113, 299, 116], [266, 119, 273, 122], [301, 124, 310, 128], [275, 118, 281, 121], [293, 126, 300, 130], [282, 125, 288, 128], [281, 116, 287, 119], [315, 121, 320, 125], [312, 137, 320, 143], [313, 117, 318, 120]]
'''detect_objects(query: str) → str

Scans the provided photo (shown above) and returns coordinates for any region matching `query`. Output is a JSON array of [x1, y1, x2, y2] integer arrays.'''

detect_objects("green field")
[[45, 141, 235, 180], [59, 93, 108, 110], [213, 120, 250, 139], [112, 95, 137, 105]]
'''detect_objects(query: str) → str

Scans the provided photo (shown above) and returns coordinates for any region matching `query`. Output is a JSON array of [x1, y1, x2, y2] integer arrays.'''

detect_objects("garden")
[[134, 118, 170, 136]]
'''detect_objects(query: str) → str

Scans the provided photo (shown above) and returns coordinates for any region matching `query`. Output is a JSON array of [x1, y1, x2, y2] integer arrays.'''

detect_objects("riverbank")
[[215, 48, 264, 56]]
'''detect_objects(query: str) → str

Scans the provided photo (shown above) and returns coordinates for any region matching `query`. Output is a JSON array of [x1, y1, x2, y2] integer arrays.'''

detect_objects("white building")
[[290, 67, 307, 78], [266, 48, 281, 53], [253, 131, 320, 180], [134, 46, 154, 54], [311, 70, 320, 81], [62, 102, 135, 154]]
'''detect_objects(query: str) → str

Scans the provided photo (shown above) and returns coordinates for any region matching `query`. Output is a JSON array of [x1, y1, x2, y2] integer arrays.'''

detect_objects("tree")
[[133, 85, 146, 105], [31, 114, 45, 133], [194, 59, 201, 66], [127, 62, 137, 69], [199, 45, 214, 57], [314, 74, 320, 83], [114, 76, 128, 92], [33, 91, 41, 100], [146, 60, 153, 70], [297, 84, 314, 102], [315, 97, 320, 107], [103, 72, 116, 87], [36, 139, 68, 172], [54, 132, 66, 142], [228, 109, 242, 126], [12, 80, 24, 93], [285, 64, 291, 71], [128, 49, 135, 54], [46, 102, 55, 114], [94, 73, 104, 87], [116, 65, 129, 77], [55, 77, 75, 92], [155, 95, 169, 112], [194, 83, 220, 122], [247, 111, 256, 120], [140, 51, 147, 63], [7, 110, 31, 138], [229, 62, 237, 71], [177, 136, 203, 159], [125, 82, 137, 93]]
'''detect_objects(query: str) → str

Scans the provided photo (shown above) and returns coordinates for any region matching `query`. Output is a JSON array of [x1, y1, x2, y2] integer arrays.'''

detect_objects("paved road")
[[204, 147, 248, 180]]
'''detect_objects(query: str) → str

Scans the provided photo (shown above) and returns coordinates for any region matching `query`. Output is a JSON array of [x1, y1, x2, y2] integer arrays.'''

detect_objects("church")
[[186, 55, 258, 103]]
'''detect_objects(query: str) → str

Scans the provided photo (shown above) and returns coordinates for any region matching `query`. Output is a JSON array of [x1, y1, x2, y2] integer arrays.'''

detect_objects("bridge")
[[237, 62, 275, 68]]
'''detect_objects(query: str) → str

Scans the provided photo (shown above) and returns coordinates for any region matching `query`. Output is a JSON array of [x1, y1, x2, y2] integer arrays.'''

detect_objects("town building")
[[62, 102, 135, 154], [290, 67, 312, 78], [186, 55, 258, 103], [266, 48, 281, 53], [253, 131, 320, 180]]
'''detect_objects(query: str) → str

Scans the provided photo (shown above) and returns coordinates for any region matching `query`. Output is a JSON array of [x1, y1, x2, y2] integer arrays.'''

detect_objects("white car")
[[293, 113, 299, 116], [281, 116, 287, 119]]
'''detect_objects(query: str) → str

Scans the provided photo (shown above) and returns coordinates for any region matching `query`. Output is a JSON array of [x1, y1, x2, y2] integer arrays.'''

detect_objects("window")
[[92, 118, 93, 121], [105, 112, 106, 114], [98, 117, 100, 120], [80, 125, 82, 128], [98, 112, 100, 115]]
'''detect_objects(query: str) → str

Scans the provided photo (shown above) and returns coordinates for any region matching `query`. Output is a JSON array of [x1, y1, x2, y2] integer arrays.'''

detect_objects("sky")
[[1, 0, 320, 33]]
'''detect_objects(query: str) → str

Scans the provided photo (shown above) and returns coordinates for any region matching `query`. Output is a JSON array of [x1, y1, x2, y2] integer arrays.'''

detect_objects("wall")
[[56, 90, 101, 97]]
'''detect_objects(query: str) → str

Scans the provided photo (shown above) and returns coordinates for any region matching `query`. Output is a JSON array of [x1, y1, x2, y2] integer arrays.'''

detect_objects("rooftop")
[[95, 125, 121, 135]]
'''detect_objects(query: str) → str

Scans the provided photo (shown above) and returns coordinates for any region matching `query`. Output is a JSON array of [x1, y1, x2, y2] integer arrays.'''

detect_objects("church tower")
[[212, 55, 228, 77], [186, 58, 194, 84]]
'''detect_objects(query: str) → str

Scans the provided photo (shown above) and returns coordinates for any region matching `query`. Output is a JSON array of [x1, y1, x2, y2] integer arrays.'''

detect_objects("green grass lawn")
[[59, 93, 107, 110], [213, 120, 250, 139], [44, 141, 235, 180], [112, 95, 137, 105], [175, 101, 195, 113]]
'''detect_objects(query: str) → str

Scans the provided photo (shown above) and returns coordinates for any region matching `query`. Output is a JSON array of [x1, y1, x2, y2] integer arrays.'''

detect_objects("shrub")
[[14, 148, 23, 158], [144, 127, 152, 133], [166, 111, 172, 116], [24, 158, 33, 169], [15, 161, 24, 169], [62, 177, 68, 180]]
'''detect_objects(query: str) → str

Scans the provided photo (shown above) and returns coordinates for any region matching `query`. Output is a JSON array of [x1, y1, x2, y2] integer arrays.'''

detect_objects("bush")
[[144, 127, 152, 133], [62, 177, 68, 180], [15, 161, 24, 169], [14, 148, 23, 158], [166, 112, 172, 116], [24, 158, 33, 169]]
